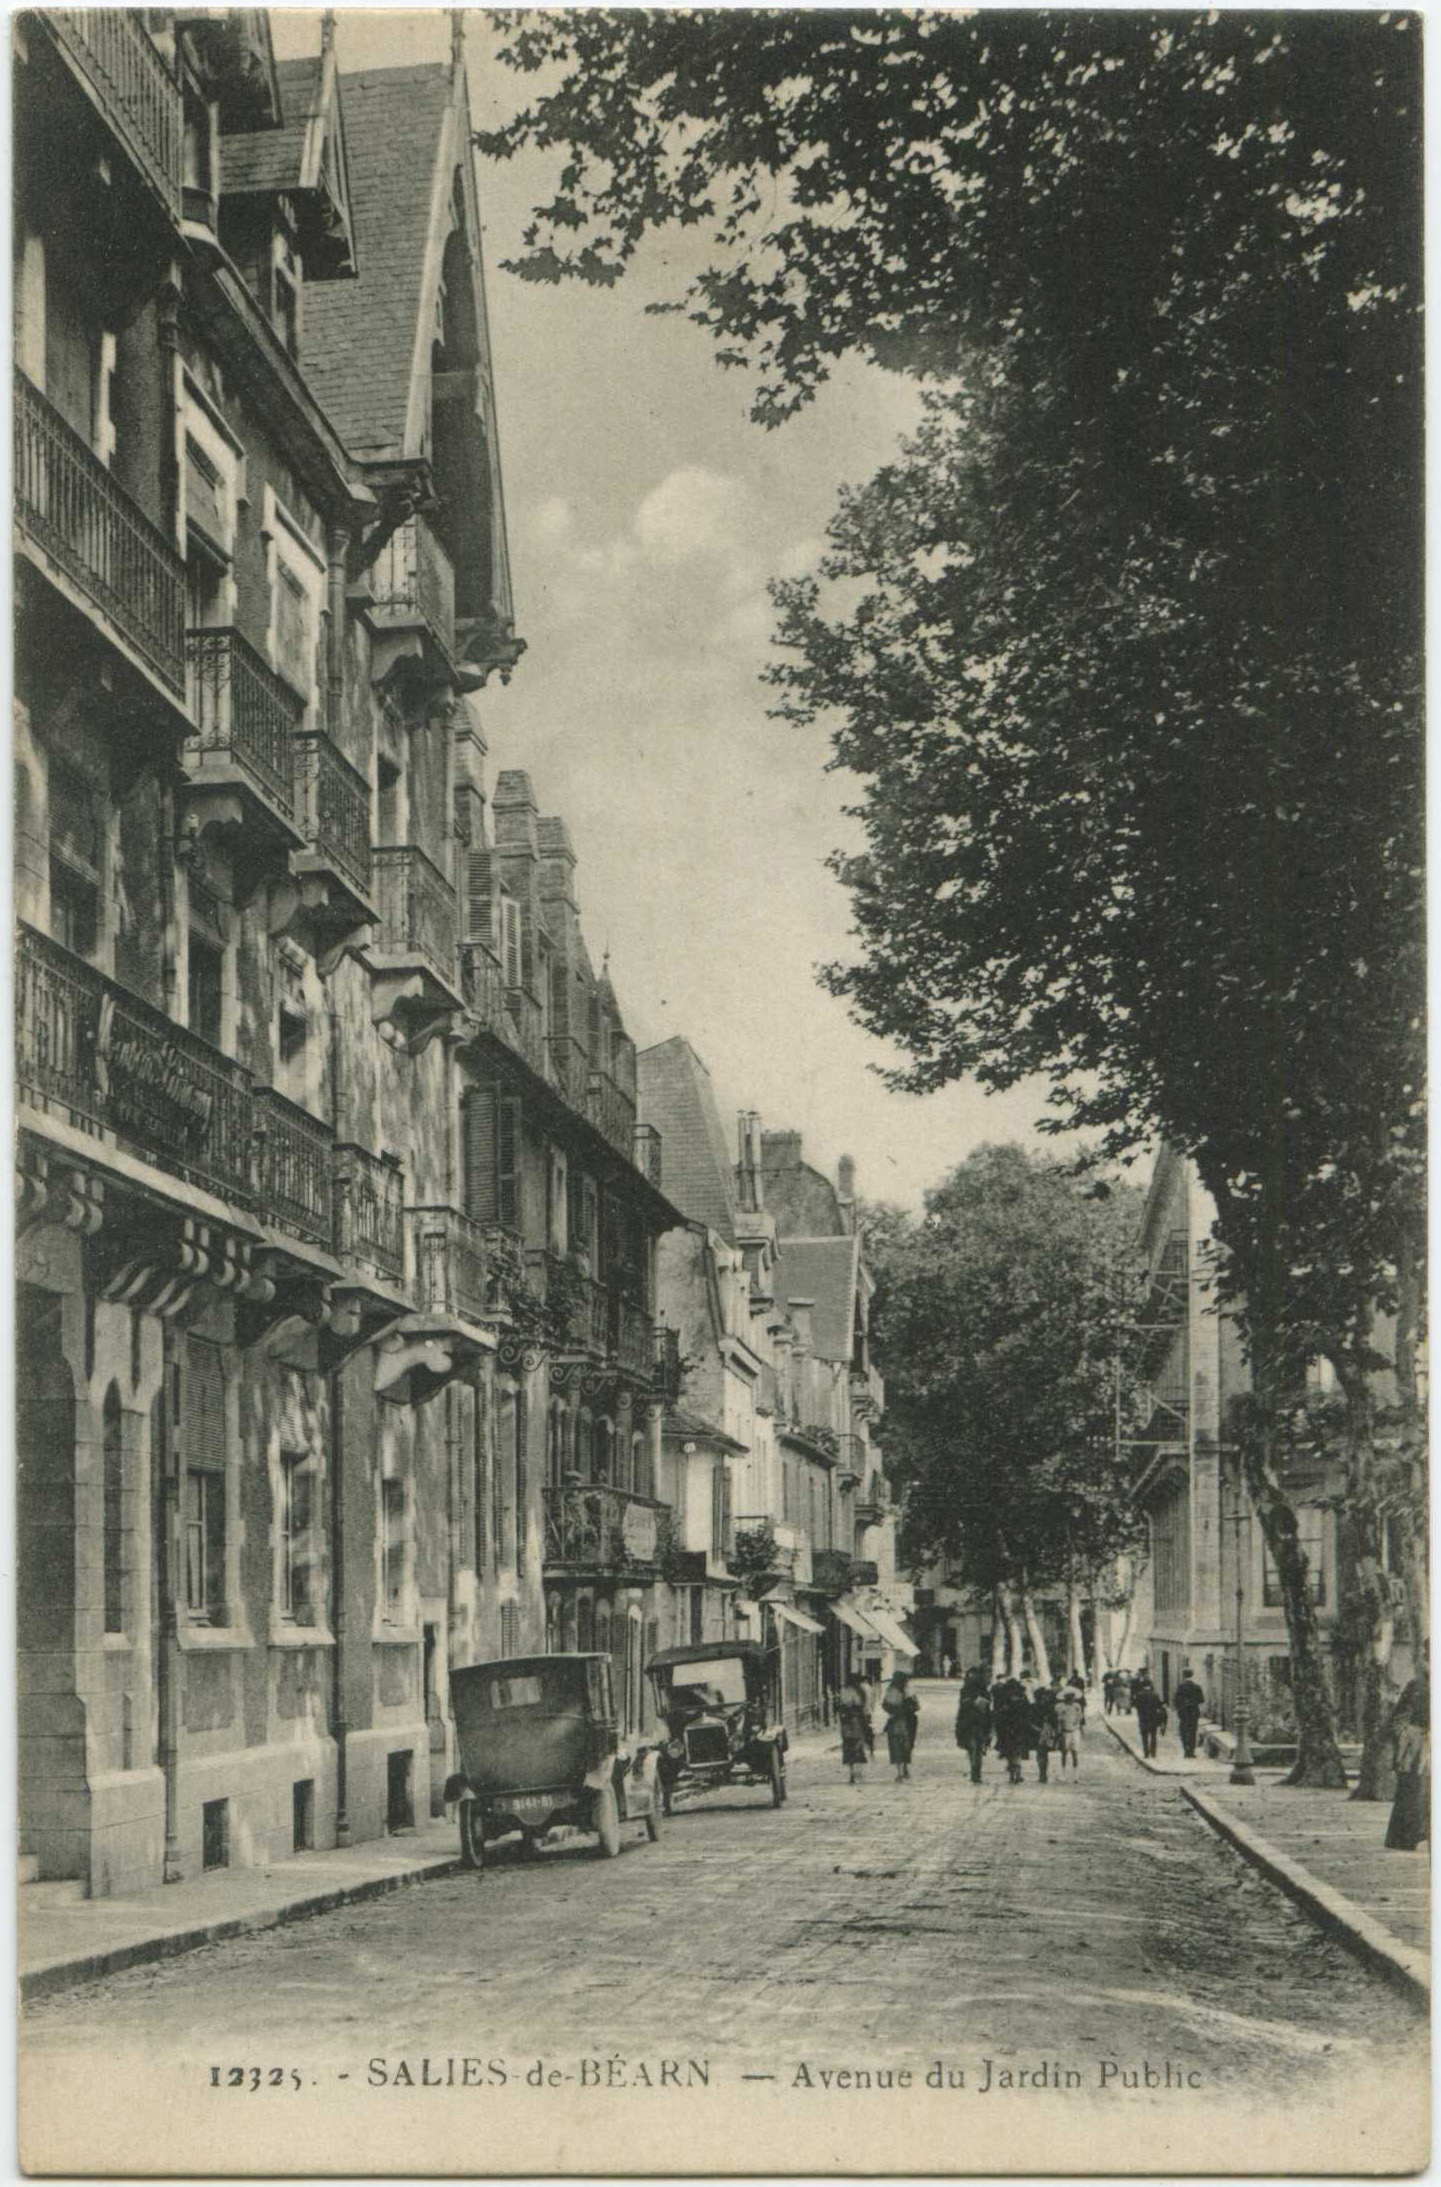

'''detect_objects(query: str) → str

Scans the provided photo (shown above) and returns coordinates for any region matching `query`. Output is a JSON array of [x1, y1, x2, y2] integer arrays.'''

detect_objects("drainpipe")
[[325, 985, 351, 1844], [158, 1321, 182, 1881]]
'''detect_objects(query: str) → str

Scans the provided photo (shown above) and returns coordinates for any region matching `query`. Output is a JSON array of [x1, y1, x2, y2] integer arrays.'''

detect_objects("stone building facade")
[[14, 8, 677, 1897]]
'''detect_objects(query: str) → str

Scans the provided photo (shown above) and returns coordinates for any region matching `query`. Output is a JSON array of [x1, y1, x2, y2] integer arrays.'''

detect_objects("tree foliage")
[[861, 1148, 1148, 1609]]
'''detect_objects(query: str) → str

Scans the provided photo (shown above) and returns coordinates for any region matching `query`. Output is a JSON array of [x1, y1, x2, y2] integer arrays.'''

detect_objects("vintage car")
[[444, 1652, 661, 1869], [646, 1641, 789, 1811]]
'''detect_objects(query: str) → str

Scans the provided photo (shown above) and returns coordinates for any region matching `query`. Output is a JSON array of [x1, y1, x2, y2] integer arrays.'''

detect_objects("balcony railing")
[[407, 1204, 493, 1330], [834, 1432, 866, 1486], [294, 733, 372, 902], [187, 626, 301, 823], [504, 986, 547, 1076], [369, 514, 454, 658], [459, 946, 546, 1072], [811, 1548, 855, 1594], [17, 921, 255, 1208], [15, 370, 186, 696], [547, 1035, 589, 1108], [587, 1069, 636, 1158], [544, 1482, 668, 1575], [373, 845, 457, 991], [255, 1088, 332, 1252], [44, 11, 183, 218], [631, 1121, 663, 1185], [653, 1326, 682, 1403], [611, 1294, 654, 1379], [334, 1142, 405, 1285], [554, 1261, 609, 1354]]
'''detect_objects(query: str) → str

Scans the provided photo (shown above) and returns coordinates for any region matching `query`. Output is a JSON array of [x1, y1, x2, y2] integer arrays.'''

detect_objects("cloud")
[[634, 466, 746, 561]]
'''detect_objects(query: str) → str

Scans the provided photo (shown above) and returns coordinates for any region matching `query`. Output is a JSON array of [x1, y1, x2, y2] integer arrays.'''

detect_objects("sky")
[[274, 8, 1087, 1212]]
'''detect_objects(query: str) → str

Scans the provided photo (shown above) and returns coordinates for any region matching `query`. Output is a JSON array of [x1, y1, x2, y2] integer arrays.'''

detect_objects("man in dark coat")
[[1174, 1669, 1206, 1758], [1137, 1681, 1167, 1759], [954, 1670, 992, 1785], [1029, 1683, 1059, 1782], [991, 1678, 1031, 1784]]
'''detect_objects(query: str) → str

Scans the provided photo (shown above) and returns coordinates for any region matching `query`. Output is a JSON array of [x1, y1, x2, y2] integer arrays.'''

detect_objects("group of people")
[[836, 1671, 920, 1786], [954, 1667, 1088, 1785], [1103, 1665, 1207, 1758]]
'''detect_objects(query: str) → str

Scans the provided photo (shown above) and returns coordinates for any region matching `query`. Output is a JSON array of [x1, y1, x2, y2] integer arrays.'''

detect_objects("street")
[[23, 1694, 1417, 2131]]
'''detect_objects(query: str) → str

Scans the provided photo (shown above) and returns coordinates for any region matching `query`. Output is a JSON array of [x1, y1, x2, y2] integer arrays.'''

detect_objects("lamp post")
[[1227, 1447, 1256, 1786]]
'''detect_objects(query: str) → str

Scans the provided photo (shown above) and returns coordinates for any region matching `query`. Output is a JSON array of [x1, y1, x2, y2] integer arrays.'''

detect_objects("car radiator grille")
[[684, 1722, 731, 1766]]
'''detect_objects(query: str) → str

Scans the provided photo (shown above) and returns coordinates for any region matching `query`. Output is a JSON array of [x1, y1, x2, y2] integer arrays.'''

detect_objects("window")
[[186, 533, 227, 631], [576, 1596, 594, 1653], [593, 1417, 612, 1484], [376, 756, 401, 845], [545, 1146, 566, 1253], [103, 1387, 124, 1636], [184, 1337, 226, 1622], [185, 437, 227, 556], [632, 1432, 648, 1501], [274, 563, 309, 694], [596, 1601, 612, 1660], [51, 860, 98, 958], [1263, 1508, 1327, 1607], [188, 935, 223, 1047], [500, 1601, 521, 1660], [501, 893, 523, 991], [380, 1477, 406, 1622], [279, 1454, 315, 1621], [202, 1798, 229, 1872], [272, 258, 299, 360], [567, 1169, 594, 1260], [49, 761, 100, 959], [548, 1402, 566, 1491], [462, 1084, 523, 1235]]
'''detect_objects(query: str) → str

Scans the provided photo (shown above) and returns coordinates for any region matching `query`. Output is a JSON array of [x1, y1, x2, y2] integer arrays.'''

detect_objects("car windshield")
[[670, 1658, 748, 1706]]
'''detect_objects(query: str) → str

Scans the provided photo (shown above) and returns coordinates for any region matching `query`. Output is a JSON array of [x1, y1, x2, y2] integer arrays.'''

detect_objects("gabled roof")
[[303, 62, 456, 456], [664, 1407, 747, 1453], [774, 1237, 860, 1364], [221, 51, 358, 278], [637, 1038, 737, 1243], [221, 57, 315, 193]]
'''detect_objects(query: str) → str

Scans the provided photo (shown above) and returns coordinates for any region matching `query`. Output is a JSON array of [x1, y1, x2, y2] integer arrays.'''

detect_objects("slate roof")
[[303, 64, 454, 456], [221, 57, 318, 192], [664, 1407, 747, 1453], [773, 1238, 860, 1364], [637, 1038, 737, 1243]]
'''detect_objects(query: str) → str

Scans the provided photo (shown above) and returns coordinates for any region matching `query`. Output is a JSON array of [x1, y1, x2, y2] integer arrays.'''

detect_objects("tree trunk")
[[1000, 1584, 1024, 1677], [990, 1588, 1008, 1682], [1335, 1344, 1398, 1801], [1238, 1385, 1347, 1788], [1068, 1582, 1086, 1682], [1114, 1590, 1135, 1672], [1019, 1588, 1051, 1686]]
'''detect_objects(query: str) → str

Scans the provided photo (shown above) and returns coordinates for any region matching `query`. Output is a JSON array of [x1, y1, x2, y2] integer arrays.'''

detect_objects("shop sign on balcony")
[[621, 1501, 658, 1564]]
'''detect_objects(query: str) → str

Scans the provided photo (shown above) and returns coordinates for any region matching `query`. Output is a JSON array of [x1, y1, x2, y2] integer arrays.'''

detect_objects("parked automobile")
[[646, 1641, 788, 1811], [445, 1652, 661, 1869]]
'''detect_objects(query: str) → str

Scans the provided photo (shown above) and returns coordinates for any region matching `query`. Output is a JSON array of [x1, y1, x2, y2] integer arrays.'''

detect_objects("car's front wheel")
[[769, 1747, 787, 1807], [458, 1800, 484, 1871], [592, 1781, 622, 1858]]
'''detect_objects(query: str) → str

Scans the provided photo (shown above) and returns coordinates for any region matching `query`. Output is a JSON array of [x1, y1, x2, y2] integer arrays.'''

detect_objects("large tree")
[[862, 1148, 1148, 1686], [483, 11, 1425, 1783]]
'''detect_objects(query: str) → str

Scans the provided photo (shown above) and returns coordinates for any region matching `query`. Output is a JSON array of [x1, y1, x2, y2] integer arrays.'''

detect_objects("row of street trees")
[[483, 10, 1425, 1786]]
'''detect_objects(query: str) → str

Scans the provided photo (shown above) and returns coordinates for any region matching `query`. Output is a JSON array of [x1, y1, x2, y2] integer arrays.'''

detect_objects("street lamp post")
[[1228, 1449, 1256, 1787]]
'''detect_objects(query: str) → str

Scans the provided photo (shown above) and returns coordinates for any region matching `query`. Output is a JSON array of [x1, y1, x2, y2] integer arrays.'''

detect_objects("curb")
[[1182, 1786, 1430, 2011], [21, 1854, 462, 2005], [1100, 1713, 1224, 1779]]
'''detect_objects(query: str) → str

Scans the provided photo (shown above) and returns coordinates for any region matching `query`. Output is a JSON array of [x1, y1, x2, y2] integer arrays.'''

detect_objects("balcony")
[[333, 1141, 405, 1290], [731, 1517, 799, 1580], [17, 921, 256, 1211], [255, 1088, 332, 1254], [848, 1361, 884, 1419], [407, 1204, 495, 1333], [834, 1432, 866, 1489], [292, 732, 376, 942], [587, 1069, 636, 1158], [39, 11, 183, 220], [369, 514, 455, 663], [547, 1035, 589, 1108], [185, 626, 305, 850], [631, 1121, 663, 1186], [855, 1473, 891, 1527], [653, 1326, 682, 1403], [15, 371, 187, 704], [544, 1482, 668, 1577], [369, 845, 463, 1035], [811, 1548, 855, 1594], [544, 1257, 608, 1356], [610, 1294, 654, 1381]]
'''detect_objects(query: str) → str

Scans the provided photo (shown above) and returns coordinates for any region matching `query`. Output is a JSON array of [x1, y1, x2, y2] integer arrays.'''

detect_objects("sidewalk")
[[21, 1819, 460, 2004], [1101, 1707, 1236, 1778], [1184, 1777, 1430, 2006]]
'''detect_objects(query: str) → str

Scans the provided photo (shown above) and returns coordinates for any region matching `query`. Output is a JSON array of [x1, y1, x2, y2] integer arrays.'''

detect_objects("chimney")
[[762, 1129, 803, 1175], [837, 1154, 856, 1234], [736, 1110, 765, 1212]]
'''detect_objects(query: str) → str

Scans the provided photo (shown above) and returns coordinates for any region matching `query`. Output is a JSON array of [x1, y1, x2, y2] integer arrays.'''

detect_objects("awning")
[[768, 1601, 826, 1637], [861, 1606, 919, 1658], [829, 1597, 883, 1640]]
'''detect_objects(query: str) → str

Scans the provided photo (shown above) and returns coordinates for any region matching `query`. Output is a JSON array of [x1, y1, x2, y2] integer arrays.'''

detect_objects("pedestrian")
[[882, 1669, 919, 1781], [1103, 1669, 1118, 1715], [1029, 1682, 1059, 1783], [1115, 1670, 1132, 1715], [941, 1652, 953, 1681], [837, 1677, 874, 1787], [1174, 1667, 1206, 1759], [955, 1669, 992, 1785], [1066, 1670, 1087, 1725], [1138, 1685, 1167, 1760], [991, 1677, 1031, 1786], [1384, 1663, 1430, 1853], [1054, 1684, 1085, 1773]]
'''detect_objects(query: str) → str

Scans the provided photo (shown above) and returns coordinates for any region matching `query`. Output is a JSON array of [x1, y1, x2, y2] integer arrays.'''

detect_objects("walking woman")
[[1385, 1660, 1430, 1853], [882, 1669, 919, 1781], [992, 1676, 1031, 1786], [955, 1669, 993, 1785], [837, 1676, 875, 1788]]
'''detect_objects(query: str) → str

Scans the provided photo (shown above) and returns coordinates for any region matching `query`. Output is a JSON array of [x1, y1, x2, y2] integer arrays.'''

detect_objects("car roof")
[[455, 1654, 609, 1679], [646, 1641, 770, 1670]]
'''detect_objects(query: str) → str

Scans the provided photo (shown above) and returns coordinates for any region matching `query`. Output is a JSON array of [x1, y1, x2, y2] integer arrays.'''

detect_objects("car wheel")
[[458, 1800, 484, 1872], [592, 1781, 622, 1858], [516, 1830, 540, 1861], [661, 1773, 675, 1818], [770, 1747, 786, 1807]]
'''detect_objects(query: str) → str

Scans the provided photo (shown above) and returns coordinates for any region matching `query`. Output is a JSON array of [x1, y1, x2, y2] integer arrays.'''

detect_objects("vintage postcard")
[[14, 4, 1427, 2176]]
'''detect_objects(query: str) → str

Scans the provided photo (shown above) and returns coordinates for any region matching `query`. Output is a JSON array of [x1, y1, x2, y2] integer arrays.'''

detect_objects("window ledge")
[[269, 1623, 337, 1650], [101, 1631, 133, 1653], [177, 1620, 257, 1652], [373, 1625, 421, 1647]]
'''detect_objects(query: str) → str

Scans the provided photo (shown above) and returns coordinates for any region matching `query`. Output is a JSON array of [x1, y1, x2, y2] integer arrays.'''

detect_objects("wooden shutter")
[[496, 1096, 521, 1233], [461, 1084, 499, 1228], [185, 1336, 226, 1467]]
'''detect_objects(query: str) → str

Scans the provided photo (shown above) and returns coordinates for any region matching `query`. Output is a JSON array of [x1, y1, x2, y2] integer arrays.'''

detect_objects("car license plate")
[[507, 1794, 554, 1821]]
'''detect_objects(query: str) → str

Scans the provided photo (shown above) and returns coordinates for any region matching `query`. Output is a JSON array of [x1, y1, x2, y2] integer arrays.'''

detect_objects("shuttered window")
[[275, 563, 310, 697], [185, 436, 227, 551], [463, 1084, 523, 1234], [500, 1601, 520, 1660], [501, 895, 522, 991]]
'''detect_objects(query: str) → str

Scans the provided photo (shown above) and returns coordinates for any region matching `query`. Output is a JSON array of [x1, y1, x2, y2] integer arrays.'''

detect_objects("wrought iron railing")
[[294, 733, 372, 901], [811, 1548, 854, 1593], [631, 1121, 663, 1185], [44, 11, 183, 217], [611, 1294, 653, 1379], [15, 371, 186, 696], [256, 1087, 332, 1251], [586, 1069, 636, 1157], [653, 1325, 683, 1402], [333, 1141, 405, 1284], [550, 1262, 608, 1353], [543, 1482, 668, 1574], [186, 627, 300, 821], [373, 845, 457, 989], [503, 985, 547, 1075], [547, 1035, 589, 1108], [408, 1203, 493, 1329], [17, 921, 255, 1207], [369, 514, 454, 657]]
